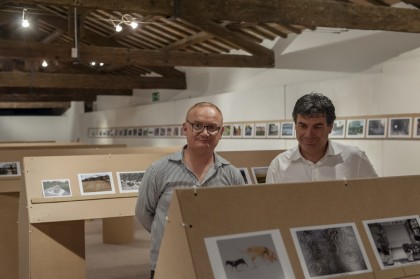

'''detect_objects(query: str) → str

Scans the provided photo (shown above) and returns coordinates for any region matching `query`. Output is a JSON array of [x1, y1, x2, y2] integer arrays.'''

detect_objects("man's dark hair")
[[292, 93, 336, 125]]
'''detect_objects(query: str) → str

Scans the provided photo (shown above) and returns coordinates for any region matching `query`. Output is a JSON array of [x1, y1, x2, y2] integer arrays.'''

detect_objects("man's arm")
[[135, 166, 159, 233]]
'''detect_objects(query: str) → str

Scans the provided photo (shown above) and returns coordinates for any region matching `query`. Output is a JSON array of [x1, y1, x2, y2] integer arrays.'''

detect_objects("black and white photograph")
[[205, 229, 295, 279], [413, 117, 420, 138], [280, 122, 294, 138], [78, 172, 115, 195], [243, 123, 254, 138], [366, 118, 387, 138], [291, 223, 371, 278], [330, 120, 346, 138], [42, 179, 72, 198], [363, 215, 420, 269], [117, 171, 145, 193], [346, 119, 366, 138], [0, 161, 21, 177], [232, 124, 242, 138], [251, 167, 269, 184], [238, 167, 252, 184], [267, 123, 280, 138], [388, 117, 412, 138], [254, 123, 267, 138]]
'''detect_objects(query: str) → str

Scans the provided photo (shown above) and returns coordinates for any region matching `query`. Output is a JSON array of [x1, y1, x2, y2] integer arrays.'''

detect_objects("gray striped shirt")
[[135, 147, 245, 270]]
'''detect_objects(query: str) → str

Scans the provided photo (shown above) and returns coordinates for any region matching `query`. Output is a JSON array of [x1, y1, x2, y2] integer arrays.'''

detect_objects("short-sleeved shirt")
[[266, 140, 378, 183], [135, 147, 245, 270]]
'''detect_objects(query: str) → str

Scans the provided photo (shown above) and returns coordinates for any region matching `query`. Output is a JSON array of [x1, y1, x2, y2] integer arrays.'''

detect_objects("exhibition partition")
[[156, 175, 420, 279]]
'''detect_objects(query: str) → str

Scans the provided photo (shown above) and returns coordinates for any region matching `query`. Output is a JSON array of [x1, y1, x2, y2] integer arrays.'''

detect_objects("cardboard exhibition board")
[[156, 175, 420, 279], [0, 144, 179, 279], [18, 152, 171, 279]]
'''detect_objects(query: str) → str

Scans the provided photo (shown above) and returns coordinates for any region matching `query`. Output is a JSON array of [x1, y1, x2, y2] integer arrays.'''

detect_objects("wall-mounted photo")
[[280, 122, 294, 138], [413, 117, 420, 138], [243, 123, 254, 138], [251, 167, 268, 184], [78, 172, 115, 195], [267, 123, 280, 138], [346, 119, 366, 138], [117, 171, 145, 193], [41, 179, 72, 198], [232, 124, 242, 138], [366, 118, 387, 138], [222, 124, 232, 137], [330, 119, 346, 138], [205, 229, 295, 279], [238, 167, 252, 184], [363, 215, 420, 269], [388, 117, 412, 138], [254, 123, 267, 138], [291, 222, 371, 278], [0, 161, 21, 177]]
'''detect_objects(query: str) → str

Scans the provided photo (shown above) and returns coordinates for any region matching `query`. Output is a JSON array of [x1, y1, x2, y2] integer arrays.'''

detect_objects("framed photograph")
[[413, 117, 420, 138], [254, 123, 267, 138], [280, 122, 294, 138], [330, 119, 346, 138], [346, 119, 366, 138], [388, 117, 412, 138], [172, 126, 179, 137], [363, 215, 420, 269], [291, 222, 371, 278], [366, 118, 387, 138], [238, 167, 252, 184], [42, 179, 72, 198], [0, 161, 21, 177], [222, 124, 232, 137], [267, 123, 280, 138], [251, 166, 269, 184], [78, 172, 115, 196], [159, 127, 166, 137], [232, 124, 242, 138], [166, 127, 173, 137], [117, 171, 145, 193], [205, 229, 295, 279], [243, 123, 254, 138]]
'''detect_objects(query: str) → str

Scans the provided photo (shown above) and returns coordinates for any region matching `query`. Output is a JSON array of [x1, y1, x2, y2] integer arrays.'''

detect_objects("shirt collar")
[[291, 140, 343, 162], [168, 145, 230, 168]]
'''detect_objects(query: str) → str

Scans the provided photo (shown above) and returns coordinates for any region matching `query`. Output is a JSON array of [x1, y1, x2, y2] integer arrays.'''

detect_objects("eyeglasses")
[[186, 121, 222, 135]]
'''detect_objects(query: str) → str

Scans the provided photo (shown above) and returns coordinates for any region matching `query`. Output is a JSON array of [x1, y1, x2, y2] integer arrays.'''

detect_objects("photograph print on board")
[[346, 119, 366, 138], [78, 172, 115, 195], [41, 179, 72, 198], [291, 222, 371, 278], [267, 123, 280, 138], [366, 118, 387, 138], [0, 161, 21, 177], [238, 167, 252, 184], [205, 229, 295, 279], [388, 117, 412, 138], [254, 123, 267, 138], [243, 123, 254, 138], [363, 215, 420, 269], [280, 122, 295, 138], [413, 117, 420, 138], [330, 119, 346, 138], [117, 171, 145, 193], [232, 124, 242, 138], [251, 167, 269, 184]]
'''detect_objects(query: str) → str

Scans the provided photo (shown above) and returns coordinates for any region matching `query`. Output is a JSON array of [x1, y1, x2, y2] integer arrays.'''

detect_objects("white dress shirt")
[[266, 140, 378, 183]]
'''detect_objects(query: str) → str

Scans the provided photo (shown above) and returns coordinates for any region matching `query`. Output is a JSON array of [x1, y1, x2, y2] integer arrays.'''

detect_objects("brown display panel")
[[0, 145, 179, 279], [18, 152, 173, 279], [156, 175, 420, 279]]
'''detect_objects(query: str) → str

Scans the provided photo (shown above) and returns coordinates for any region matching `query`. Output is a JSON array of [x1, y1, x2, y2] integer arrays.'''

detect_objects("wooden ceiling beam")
[[0, 40, 273, 68], [0, 72, 187, 89], [0, 101, 71, 109]]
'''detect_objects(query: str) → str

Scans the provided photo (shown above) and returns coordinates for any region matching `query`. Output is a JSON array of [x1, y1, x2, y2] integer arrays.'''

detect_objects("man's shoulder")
[[330, 140, 364, 155]]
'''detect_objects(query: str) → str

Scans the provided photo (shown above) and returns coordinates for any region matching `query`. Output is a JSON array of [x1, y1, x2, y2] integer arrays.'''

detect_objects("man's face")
[[183, 106, 224, 152], [295, 114, 332, 159]]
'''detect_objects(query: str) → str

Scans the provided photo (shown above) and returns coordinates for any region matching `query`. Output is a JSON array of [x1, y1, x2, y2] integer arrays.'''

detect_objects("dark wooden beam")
[[0, 40, 274, 68], [0, 101, 71, 109], [0, 72, 187, 89]]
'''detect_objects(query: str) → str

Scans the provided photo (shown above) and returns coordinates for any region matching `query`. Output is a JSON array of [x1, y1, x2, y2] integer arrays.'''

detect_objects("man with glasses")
[[135, 102, 245, 279]]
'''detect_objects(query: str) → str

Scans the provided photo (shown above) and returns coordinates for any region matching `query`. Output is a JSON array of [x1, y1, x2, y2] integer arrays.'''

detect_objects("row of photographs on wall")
[[39, 166, 267, 198], [205, 215, 420, 279], [87, 115, 420, 139]]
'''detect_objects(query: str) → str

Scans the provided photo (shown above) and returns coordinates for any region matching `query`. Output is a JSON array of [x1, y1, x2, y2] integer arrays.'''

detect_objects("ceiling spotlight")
[[115, 24, 122, 32], [99, 62, 104, 66], [90, 61, 96, 66], [21, 8, 29, 28], [41, 60, 48, 67], [130, 21, 138, 29]]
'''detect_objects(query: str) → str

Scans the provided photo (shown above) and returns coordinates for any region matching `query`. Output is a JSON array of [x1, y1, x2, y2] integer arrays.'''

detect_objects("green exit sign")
[[152, 91, 160, 102]]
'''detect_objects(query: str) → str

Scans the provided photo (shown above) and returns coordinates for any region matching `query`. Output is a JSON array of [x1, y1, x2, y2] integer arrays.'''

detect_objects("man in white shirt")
[[266, 93, 377, 183]]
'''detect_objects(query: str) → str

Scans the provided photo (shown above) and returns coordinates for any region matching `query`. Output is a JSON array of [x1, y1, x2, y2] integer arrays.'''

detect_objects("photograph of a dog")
[[205, 229, 295, 279]]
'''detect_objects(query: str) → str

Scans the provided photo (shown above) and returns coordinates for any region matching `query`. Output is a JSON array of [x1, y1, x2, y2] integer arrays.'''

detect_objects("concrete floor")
[[85, 219, 151, 279]]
